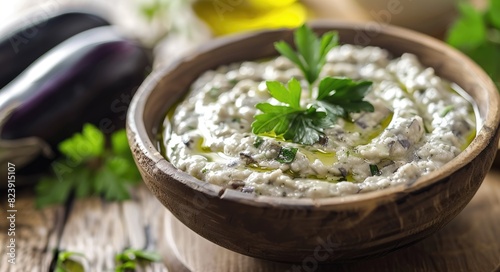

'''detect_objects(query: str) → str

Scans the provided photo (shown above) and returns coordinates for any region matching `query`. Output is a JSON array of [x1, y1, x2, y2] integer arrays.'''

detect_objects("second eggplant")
[[0, 11, 110, 89], [0, 26, 152, 170]]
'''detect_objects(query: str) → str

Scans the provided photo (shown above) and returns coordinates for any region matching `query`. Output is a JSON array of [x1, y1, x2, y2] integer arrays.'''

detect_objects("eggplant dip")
[[162, 28, 476, 198]]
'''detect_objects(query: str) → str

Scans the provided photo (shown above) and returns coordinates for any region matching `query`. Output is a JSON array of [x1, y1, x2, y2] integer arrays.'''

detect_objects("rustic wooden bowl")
[[127, 21, 500, 263]]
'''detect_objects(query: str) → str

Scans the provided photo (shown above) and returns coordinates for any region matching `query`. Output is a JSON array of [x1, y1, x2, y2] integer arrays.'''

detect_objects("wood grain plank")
[[163, 171, 500, 272], [0, 189, 64, 272], [57, 186, 169, 272]]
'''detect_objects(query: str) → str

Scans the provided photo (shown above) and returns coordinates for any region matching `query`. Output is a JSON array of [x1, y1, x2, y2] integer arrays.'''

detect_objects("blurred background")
[[2, 0, 496, 87], [0, 0, 465, 68], [3, 0, 496, 106]]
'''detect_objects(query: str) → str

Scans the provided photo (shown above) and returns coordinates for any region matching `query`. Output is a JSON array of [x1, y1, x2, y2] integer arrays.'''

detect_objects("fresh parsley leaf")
[[111, 130, 131, 157], [252, 79, 332, 145], [36, 124, 141, 208], [274, 41, 303, 71], [316, 77, 374, 119], [115, 248, 161, 272], [252, 79, 304, 135], [253, 136, 264, 148], [276, 147, 298, 163], [251, 76, 374, 145], [275, 25, 338, 86], [58, 124, 104, 164], [55, 251, 85, 272], [266, 79, 302, 109], [115, 262, 136, 272], [446, 1, 500, 88], [283, 106, 333, 145], [252, 103, 298, 135], [488, 0, 500, 29], [94, 157, 138, 201], [369, 164, 381, 176], [73, 167, 94, 198], [35, 176, 74, 209], [466, 41, 500, 87], [447, 3, 486, 50], [126, 249, 162, 262]]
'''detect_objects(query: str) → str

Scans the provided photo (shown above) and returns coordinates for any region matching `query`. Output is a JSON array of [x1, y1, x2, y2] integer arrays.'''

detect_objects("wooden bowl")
[[127, 21, 500, 263]]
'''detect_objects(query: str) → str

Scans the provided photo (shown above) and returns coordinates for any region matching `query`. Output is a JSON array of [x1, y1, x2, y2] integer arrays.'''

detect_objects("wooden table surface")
[[1, 169, 499, 272]]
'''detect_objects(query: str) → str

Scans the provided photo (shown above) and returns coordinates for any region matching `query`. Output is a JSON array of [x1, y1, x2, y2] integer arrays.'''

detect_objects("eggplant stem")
[[0, 137, 54, 168]]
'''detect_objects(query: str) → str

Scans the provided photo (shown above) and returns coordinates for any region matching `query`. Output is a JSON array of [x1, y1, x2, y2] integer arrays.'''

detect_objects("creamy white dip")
[[163, 45, 476, 198]]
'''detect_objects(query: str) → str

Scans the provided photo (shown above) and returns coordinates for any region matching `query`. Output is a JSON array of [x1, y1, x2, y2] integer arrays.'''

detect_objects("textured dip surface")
[[163, 45, 476, 198]]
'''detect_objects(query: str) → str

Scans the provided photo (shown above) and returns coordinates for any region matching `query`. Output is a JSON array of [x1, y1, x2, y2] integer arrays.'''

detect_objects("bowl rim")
[[127, 20, 500, 207]]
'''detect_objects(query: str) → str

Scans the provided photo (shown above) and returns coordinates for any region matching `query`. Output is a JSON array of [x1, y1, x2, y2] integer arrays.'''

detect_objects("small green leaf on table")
[[36, 124, 141, 208]]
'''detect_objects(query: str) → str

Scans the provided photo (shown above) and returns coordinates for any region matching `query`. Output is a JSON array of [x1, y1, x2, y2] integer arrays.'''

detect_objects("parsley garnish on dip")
[[163, 25, 476, 198]]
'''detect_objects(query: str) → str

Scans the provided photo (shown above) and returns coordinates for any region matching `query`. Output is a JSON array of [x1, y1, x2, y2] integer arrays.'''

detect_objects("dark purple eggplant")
[[0, 11, 110, 88], [0, 26, 152, 170]]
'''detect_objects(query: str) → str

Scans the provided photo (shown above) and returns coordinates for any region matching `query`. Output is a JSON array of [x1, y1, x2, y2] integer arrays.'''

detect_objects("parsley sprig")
[[54, 251, 84, 272], [446, 0, 500, 88], [36, 124, 141, 208], [275, 24, 338, 88], [316, 77, 374, 120], [251, 25, 374, 145], [115, 248, 162, 272], [53, 248, 161, 272], [252, 79, 334, 145]]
